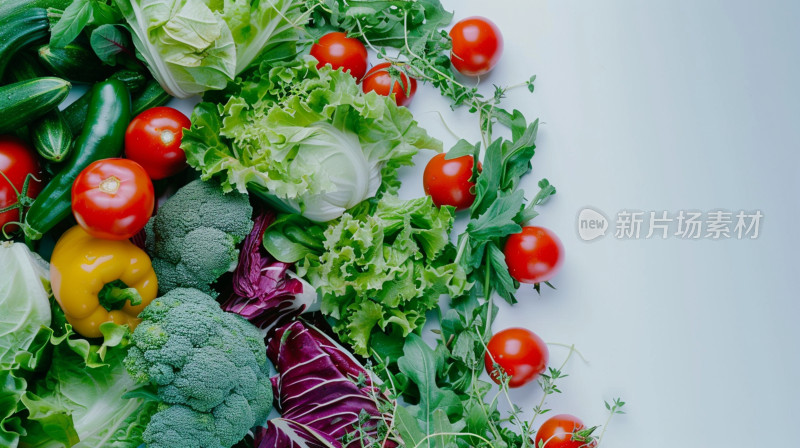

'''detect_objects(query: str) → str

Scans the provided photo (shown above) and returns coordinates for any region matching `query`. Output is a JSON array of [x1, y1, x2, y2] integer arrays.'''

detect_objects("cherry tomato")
[[504, 226, 564, 284], [484, 327, 548, 388], [449, 16, 504, 76], [72, 158, 154, 240], [535, 414, 597, 448], [125, 107, 190, 180], [362, 62, 417, 107], [0, 135, 42, 233], [423, 153, 481, 211], [310, 32, 368, 80]]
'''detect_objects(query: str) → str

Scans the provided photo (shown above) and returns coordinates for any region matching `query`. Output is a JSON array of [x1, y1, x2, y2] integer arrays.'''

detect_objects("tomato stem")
[[99, 176, 121, 194], [0, 171, 40, 238]]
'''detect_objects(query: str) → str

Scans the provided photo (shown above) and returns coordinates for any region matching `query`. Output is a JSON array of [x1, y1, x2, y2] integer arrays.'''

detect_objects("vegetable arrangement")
[[0, 0, 625, 447]]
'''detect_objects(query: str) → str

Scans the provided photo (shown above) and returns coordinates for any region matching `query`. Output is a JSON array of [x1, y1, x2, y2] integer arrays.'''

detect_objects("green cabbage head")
[[115, 0, 308, 98]]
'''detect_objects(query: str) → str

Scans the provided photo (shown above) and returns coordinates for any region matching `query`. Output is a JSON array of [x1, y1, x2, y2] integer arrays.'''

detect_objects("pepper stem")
[[98, 279, 142, 311]]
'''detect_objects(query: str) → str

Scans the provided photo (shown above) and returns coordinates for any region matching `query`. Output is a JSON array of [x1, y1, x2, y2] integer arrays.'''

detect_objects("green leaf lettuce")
[[182, 57, 441, 221], [264, 196, 468, 356], [17, 323, 157, 448], [115, 0, 308, 98]]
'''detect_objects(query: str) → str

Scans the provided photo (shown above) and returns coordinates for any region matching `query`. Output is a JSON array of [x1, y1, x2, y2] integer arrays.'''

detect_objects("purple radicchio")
[[256, 321, 398, 448], [255, 419, 340, 448], [221, 210, 318, 332]]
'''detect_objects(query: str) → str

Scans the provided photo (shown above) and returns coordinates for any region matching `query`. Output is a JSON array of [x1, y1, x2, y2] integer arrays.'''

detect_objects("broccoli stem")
[[98, 279, 142, 311]]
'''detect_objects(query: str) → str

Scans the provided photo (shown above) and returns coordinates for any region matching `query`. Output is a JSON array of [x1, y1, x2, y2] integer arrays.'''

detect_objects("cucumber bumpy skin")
[[0, 77, 71, 134]]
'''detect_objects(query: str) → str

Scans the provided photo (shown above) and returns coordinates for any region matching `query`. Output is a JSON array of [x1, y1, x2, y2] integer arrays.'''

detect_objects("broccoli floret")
[[125, 288, 273, 448], [146, 180, 253, 295], [143, 405, 219, 448]]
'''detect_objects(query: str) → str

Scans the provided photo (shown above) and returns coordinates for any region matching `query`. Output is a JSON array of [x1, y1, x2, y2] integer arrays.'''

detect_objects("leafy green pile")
[[3, 322, 156, 448], [450, 119, 556, 305], [264, 196, 467, 356], [390, 294, 623, 448], [393, 300, 499, 448], [181, 57, 441, 222], [115, 0, 308, 97], [307, 0, 536, 144], [307, 0, 453, 51]]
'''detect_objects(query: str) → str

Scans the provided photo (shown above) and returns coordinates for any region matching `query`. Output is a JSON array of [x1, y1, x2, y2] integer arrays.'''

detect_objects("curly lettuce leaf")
[[182, 57, 441, 221], [265, 196, 467, 356]]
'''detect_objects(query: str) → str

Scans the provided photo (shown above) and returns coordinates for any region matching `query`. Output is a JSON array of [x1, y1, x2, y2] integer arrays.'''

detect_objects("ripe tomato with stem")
[[72, 158, 154, 240]]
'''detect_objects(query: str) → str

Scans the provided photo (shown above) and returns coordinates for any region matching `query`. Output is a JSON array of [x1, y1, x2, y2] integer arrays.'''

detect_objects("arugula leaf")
[[445, 139, 480, 160], [395, 405, 426, 447], [465, 189, 525, 241], [432, 408, 462, 447], [495, 108, 527, 140], [518, 178, 557, 223], [501, 119, 539, 191], [487, 243, 518, 303], [472, 138, 505, 216], [397, 334, 462, 431]]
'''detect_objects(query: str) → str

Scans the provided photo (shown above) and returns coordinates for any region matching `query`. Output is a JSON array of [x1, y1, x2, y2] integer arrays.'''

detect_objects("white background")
[[394, 0, 800, 447], [165, 1, 800, 446]]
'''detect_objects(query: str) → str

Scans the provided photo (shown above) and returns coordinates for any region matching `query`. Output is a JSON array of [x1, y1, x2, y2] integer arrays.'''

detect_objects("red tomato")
[[504, 226, 564, 284], [72, 158, 154, 240], [422, 153, 481, 211], [125, 107, 190, 180], [310, 32, 368, 80], [361, 62, 417, 107], [0, 135, 42, 233], [485, 328, 549, 388], [449, 16, 504, 76], [535, 414, 597, 448]]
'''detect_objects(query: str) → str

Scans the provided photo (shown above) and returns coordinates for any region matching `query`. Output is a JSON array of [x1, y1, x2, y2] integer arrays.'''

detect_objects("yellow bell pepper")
[[50, 225, 158, 338]]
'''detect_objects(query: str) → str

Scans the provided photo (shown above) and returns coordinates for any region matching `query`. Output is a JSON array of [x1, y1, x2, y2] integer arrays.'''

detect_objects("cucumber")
[[62, 70, 147, 135], [23, 79, 131, 240], [132, 80, 172, 116], [6, 54, 72, 162], [4, 52, 47, 83], [31, 109, 72, 162], [38, 41, 113, 83], [0, 8, 49, 79], [0, 77, 71, 134], [0, 0, 71, 18]]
